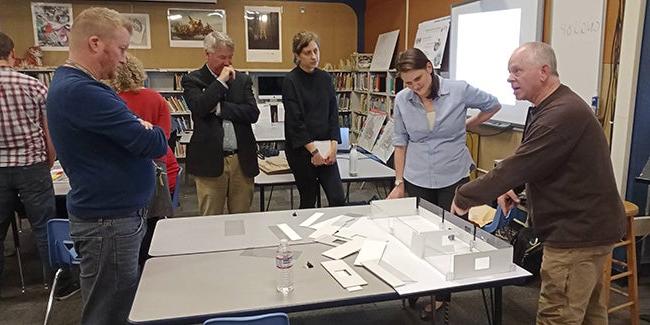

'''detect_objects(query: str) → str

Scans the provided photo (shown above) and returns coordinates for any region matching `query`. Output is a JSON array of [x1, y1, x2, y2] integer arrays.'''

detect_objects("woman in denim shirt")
[[388, 48, 501, 317]]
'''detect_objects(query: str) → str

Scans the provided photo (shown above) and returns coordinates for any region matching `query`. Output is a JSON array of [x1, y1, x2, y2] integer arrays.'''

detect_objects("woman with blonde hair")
[[109, 53, 179, 194]]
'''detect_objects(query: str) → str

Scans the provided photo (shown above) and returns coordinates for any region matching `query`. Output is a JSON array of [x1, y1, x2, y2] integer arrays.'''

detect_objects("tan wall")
[[0, 0, 358, 69]]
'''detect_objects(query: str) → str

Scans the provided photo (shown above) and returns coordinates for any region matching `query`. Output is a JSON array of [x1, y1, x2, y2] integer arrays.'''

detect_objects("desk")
[[149, 205, 370, 257], [255, 153, 395, 211], [177, 126, 285, 144], [131, 203, 531, 325]]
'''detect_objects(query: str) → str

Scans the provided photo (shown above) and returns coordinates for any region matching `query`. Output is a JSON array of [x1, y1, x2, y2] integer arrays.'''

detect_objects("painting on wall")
[[244, 6, 282, 62], [167, 8, 226, 48], [30, 2, 73, 51], [121, 13, 151, 49]]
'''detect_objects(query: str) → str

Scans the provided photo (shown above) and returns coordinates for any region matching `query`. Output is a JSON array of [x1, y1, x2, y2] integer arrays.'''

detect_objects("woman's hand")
[[311, 153, 326, 166], [387, 184, 405, 199]]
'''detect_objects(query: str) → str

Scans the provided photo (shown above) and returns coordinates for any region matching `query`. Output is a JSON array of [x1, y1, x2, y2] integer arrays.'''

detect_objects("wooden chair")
[[603, 201, 640, 324]]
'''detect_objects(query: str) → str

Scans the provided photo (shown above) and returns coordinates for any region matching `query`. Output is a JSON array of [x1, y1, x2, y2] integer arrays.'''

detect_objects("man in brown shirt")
[[451, 42, 625, 325]]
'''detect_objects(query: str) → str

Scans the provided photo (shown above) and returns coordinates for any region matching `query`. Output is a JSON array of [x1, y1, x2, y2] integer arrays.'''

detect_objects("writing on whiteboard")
[[559, 20, 601, 37]]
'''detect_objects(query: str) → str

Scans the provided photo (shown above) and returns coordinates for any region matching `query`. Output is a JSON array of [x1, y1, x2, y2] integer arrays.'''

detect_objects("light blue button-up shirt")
[[392, 76, 499, 189]]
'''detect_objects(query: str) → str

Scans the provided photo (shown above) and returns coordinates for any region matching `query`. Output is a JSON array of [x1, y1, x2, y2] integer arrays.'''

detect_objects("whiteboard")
[[550, 0, 606, 107], [450, 0, 544, 127]]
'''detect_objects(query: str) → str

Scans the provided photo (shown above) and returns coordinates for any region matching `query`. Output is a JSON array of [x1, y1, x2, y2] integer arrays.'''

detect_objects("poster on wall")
[[414, 16, 450, 69], [30, 2, 73, 51], [121, 13, 151, 49], [167, 8, 226, 48], [244, 6, 282, 62]]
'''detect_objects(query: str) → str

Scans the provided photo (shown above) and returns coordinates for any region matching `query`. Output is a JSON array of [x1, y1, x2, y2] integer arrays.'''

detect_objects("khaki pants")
[[537, 244, 613, 325], [194, 154, 254, 215]]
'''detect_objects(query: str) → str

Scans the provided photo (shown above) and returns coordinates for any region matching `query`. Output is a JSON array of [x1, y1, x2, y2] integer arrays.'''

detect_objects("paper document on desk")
[[277, 223, 301, 241], [300, 212, 324, 228], [354, 239, 387, 266], [321, 259, 367, 289], [362, 261, 405, 287], [313, 140, 331, 158], [322, 237, 364, 260]]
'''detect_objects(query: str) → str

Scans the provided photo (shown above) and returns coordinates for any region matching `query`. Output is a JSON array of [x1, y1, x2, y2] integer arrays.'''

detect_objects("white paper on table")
[[354, 239, 387, 266], [311, 215, 342, 230], [315, 234, 346, 247], [277, 223, 301, 241], [362, 260, 405, 287], [397, 215, 440, 232], [321, 259, 367, 288], [322, 237, 365, 260], [313, 140, 332, 158], [308, 225, 340, 239], [300, 212, 324, 228], [347, 285, 363, 292]]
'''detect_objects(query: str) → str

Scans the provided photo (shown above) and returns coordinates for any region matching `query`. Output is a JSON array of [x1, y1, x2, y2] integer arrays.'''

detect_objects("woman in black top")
[[282, 31, 345, 208]]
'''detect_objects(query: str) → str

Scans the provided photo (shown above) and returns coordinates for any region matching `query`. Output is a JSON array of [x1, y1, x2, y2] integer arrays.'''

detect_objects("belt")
[[224, 150, 238, 157]]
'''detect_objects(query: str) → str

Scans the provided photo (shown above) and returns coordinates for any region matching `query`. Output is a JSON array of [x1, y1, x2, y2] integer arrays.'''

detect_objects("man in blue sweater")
[[46, 8, 167, 325]]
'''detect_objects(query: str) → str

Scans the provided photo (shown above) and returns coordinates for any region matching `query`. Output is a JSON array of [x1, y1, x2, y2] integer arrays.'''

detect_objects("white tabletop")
[[130, 243, 396, 324], [149, 205, 371, 257]]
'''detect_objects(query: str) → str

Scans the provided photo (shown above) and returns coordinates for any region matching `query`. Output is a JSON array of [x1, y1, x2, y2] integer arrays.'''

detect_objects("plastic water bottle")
[[349, 144, 359, 176], [276, 239, 294, 294]]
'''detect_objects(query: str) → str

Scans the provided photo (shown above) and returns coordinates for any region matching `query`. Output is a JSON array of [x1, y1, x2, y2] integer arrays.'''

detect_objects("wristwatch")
[[394, 179, 404, 187], [310, 148, 320, 156]]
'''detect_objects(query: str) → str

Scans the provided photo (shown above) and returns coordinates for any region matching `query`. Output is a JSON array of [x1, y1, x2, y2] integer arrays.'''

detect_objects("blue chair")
[[203, 312, 290, 325], [44, 219, 81, 325], [171, 166, 183, 210]]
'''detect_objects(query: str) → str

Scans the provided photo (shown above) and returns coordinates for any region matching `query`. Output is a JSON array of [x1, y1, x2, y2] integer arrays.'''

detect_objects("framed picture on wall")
[[30, 2, 73, 51], [244, 6, 282, 62], [167, 8, 226, 48], [121, 13, 151, 49]]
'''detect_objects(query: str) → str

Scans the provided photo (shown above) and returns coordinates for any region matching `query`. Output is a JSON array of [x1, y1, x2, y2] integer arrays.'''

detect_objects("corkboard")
[[0, 0, 358, 69]]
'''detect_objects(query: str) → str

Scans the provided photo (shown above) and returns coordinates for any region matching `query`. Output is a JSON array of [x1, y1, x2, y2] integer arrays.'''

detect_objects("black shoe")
[[53, 278, 80, 301]]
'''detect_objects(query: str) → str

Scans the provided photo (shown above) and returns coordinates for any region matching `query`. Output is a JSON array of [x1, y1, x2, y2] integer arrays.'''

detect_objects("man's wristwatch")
[[310, 148, 319, 156], [394, 179, 404, 187]]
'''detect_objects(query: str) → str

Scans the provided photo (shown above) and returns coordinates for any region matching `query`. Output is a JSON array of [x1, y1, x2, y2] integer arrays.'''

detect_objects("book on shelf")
[[172, 116, 192, 132], [165, 96, 190, 113], [174, 143, 186, 158]]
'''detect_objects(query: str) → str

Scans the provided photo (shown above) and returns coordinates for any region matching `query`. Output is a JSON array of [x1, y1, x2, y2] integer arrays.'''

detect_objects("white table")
[[130, 203, 531, 325], [255, 153, 394, 211], [149, 205, 370, 257]]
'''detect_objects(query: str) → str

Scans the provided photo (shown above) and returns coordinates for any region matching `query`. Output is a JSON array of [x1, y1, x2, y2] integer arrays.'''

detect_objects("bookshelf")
[[347, 70, 403, 144]]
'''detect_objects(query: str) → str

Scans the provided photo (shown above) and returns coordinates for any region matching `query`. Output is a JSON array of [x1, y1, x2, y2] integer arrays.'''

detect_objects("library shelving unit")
[[347, 70, 403, 143], [144, 68, 193, 159]]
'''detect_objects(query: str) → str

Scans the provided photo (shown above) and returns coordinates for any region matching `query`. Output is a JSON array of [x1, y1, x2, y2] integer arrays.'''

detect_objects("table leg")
[[290, 187, 294, 210], [346, 183, 351, 203], [259, 186, 265, 212], [494, 286, 502, 325], [317, 186, 322, 208]]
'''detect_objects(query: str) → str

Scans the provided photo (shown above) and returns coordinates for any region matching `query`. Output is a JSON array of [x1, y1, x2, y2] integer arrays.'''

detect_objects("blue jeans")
[[0, 162, 55, 282], [69, 211, 146, 325]]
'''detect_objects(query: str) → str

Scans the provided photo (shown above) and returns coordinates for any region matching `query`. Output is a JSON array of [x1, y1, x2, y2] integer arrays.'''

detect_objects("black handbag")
[[147, 160, 174, 218], [511, 227, 543, 279]]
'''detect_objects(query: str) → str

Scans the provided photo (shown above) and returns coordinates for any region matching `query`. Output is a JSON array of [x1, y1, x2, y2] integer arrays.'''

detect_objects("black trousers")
[[404, 177, 470, 212], [286, 149, 345, 209]]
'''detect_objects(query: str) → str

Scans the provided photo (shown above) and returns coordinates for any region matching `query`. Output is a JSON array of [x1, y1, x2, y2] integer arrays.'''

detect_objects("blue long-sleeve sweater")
[[47, 67, 168, 218]]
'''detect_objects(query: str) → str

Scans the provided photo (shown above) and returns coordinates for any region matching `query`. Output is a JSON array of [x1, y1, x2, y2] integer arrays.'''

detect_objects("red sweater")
[[119, 88, 180, 192]]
